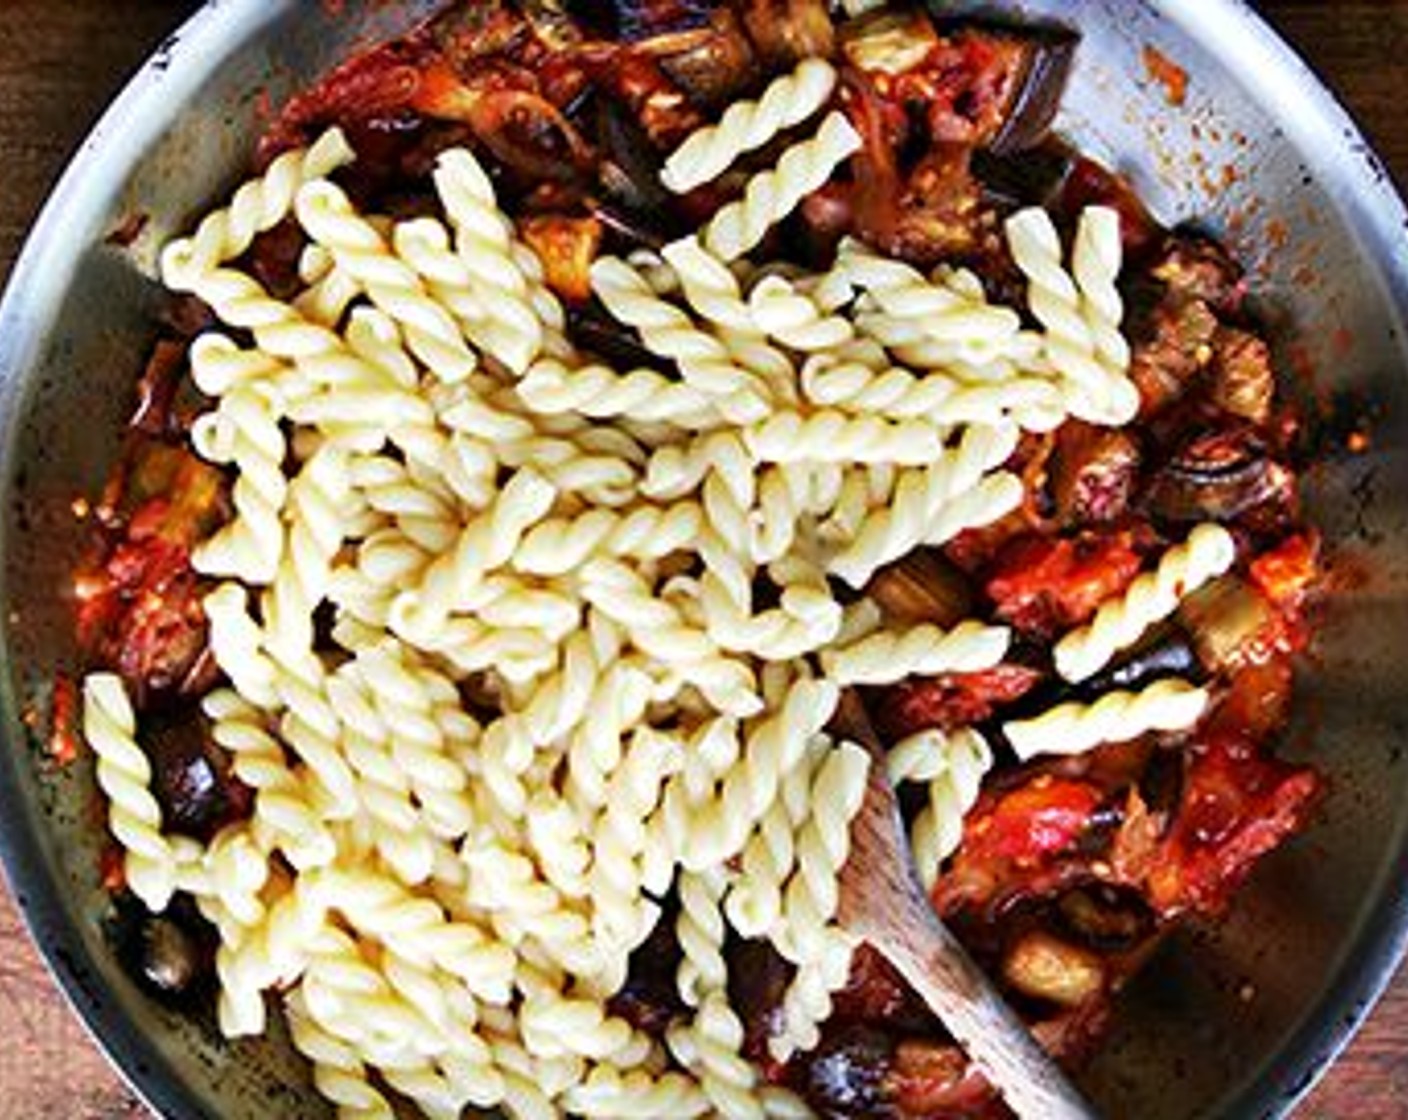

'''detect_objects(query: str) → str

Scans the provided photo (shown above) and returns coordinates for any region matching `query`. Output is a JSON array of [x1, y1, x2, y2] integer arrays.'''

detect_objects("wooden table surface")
[[1, 2, 1406, 1117]]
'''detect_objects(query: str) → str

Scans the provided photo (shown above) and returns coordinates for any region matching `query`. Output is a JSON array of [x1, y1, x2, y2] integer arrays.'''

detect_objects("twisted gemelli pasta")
[[432, 149, 543, 374], [1073, 206, 1132, 378], [1054, 523, 1237, 683], [888, 728, 993, 889], [160, 128, 354, 286], [826, 423, 1021, 588], [590, 255, 772, 416], [749, 274, 854, 352], [703, 112, 862, 262], [82, 674, 180, 911], [1005, 206, 1140, 424], [662, 58, 838, 194], [112, 19, 1197, 1102], [747, 409, 947, 466], [1005, 679, 1211, 762], [822, 620, 1011, 686], [296, 180, 478, 383]]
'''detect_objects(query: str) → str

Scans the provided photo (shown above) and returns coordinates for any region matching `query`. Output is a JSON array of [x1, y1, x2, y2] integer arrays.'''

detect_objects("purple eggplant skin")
[[988, 24, 1082, 155], [1146, 425, 1282, 524]]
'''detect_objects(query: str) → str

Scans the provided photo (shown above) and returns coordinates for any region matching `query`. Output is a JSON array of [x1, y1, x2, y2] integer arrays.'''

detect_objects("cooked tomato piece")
[[873, 664, 1042, 739], [1249, 532, 1320, 608], [985, 530, 1144, 638], [1143, 735, 1322, 918]]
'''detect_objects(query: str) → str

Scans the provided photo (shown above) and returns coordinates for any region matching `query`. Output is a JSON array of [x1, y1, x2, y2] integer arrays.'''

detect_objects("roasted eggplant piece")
[[1002, 930, 1106, 1008], [1178, 576, 1277, 673], [799, 1025, 900, 1119], [1146, 424, 1281, 523], [741, 0, 836, 67], [1210, 325, 1275, 424], [647, 7, 758, 108], [1056, 885, 1156, 952], [865, 550, 973, 628], [841, 11, 1076, 152], [142, 710, 247, 841], [610, 0, 712, 41], [1050, 421, 1142, 525], [1127, 296, 1219, 416], [1151, 232, 1246, 315]]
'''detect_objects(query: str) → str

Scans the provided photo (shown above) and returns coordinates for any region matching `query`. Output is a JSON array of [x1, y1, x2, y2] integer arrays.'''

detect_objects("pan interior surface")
[[1, 2, 1406, 1117]]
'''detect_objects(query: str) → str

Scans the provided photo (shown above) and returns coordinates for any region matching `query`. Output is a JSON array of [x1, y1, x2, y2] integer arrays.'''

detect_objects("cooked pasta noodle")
[[1004, 679, 1211, 762], [1054, 523, 1237, 683], [86, 12, 1221, 1104], [662, 58, 838, 195], [702, 112, 862, 262]]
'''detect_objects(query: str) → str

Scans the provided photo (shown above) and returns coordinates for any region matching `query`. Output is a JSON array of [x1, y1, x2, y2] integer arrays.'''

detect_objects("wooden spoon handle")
[[881, 885, 1099, 1120]]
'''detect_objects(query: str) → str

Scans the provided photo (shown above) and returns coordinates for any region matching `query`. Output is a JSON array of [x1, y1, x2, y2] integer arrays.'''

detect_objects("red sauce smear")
[[1143, 45, 1188, 108]]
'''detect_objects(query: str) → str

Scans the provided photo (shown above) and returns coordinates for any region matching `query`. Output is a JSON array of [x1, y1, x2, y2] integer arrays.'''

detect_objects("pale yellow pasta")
[[125, 48, 1173, 1105], [191, 386, 288, 584], [590, 255, 772, 418], [668, 991, 765, 1120], [825, 423, 1020, 588], [837, 238, 1024, 351], [887, 728, 993, 889], [1005, 206, 1140, 425], [1073, 206, 1131, 379], [821, 619, 1011, 686], [432, 148, 544, 374], [749, 273, 855, 353], [203, 689, 337, 871], [702, 111, 862, 262], [801, 349, 1066, 430], [517, 356, 718, 426], [662, 57, 837, 194], [1054, 523, 1237, 683], [564, 1065, 711, 1120], [82, 674, 180, 912], [160, 128, 354, 286], [1004, 678, 1211, 762], [747, 409, 948, 466], [296, 180, 478, 382], [286, 986, 397, 1120]]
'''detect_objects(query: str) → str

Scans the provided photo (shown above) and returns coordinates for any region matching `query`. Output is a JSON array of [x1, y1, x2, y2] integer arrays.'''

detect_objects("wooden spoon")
[[833, 692, 1099, 1120]]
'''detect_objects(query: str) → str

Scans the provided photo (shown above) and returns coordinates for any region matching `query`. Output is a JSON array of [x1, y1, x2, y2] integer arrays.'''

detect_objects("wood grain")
[[0, 2, 1405, 1118]]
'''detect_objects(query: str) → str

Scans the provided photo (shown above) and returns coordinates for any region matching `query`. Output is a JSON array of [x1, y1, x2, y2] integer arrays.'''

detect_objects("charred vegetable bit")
[[985, 529, 1145, 639], [76, 444, 227, 708], [1050, 422, 1141, 525], [873, 663, 1043, 740], [864, 549, 973, 628]]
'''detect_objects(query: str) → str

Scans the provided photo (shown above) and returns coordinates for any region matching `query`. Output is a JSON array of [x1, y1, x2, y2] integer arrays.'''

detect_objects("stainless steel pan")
[[2, 2, 1406, 1116]]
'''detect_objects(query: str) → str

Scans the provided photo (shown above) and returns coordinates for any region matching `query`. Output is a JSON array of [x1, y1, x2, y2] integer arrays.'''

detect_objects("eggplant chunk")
[[1128, 297, 1219, 415], [1002, 930, 1106, 1008], [800, 1025, 899, 1119], [610, 0, 711, 41], [841, 11, 1076, 152], [1151, 232, 1245, 313], [741, 0, 836, 67], [865, 550, 973, 628], [651, 8, 757, 109], [1178, 575, 1277, 673], [1057, 885, 1157, 952], [142, 711, 243, 841], [1210, 326, 1275, 425], [1146, 425, 1280, 523], [1051, 422, 1142, 525], [839, 8, 940, 76]]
